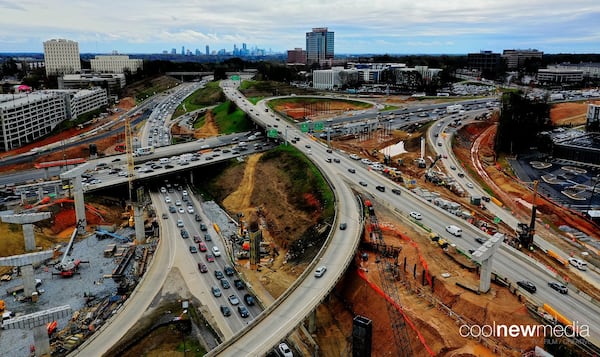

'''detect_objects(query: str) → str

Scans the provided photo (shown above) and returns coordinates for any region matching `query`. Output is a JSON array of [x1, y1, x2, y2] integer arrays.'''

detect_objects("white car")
[[187, 206, 194, 214], [176, 219, 184, 228], [361, 158, 372, 165], [212, 246, 221, 257], [278, 343, 293, 357], [349, 154, 361, 160], [409, 211, 422, 220], [466, 183, 474, 188], [315, 266, 327, 278], [165, 196, 171, 203]]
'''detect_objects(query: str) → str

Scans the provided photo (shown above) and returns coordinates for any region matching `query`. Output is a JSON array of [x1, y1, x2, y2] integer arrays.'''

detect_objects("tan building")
[[90, 55, 143, 74], [43, 39, 81, 76]]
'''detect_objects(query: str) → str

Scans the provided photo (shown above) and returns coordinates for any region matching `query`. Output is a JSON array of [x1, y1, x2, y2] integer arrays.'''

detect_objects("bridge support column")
[[134, 206, 145, 244], [33, 324, 51, 356], [189, 171, 194, 186], [307, 309, 317, 334], [72, 177, 87, 234], [22, 223, 36, 251], [21, 264, 36, 297]]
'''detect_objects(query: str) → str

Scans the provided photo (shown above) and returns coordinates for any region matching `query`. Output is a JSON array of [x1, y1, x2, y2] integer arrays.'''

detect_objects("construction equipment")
[[517, 180, 538, 249], [424, 154, 442, 183]]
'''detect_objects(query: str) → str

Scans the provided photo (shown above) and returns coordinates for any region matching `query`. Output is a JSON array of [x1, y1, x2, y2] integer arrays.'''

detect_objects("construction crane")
[[424, 154, 442, 184], [517, 180, 539, 249], [363, 199, 413, 357], [124, 118, 136, 202]]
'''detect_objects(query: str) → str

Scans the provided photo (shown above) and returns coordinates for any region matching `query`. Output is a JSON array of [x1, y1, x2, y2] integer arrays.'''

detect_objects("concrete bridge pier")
[[72, 176, 87, 234], [307, 309, 317, 334], [134, 206, 145, 244]]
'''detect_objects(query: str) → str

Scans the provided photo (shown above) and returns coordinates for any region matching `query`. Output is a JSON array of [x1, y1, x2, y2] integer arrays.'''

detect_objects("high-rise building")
[[467, 50, 502, 78], [306, 27, 334, 65], [205, 45, 209, 56], [171, 48, 177, 55], [43, 39, 81, 76], [181, 46, 185, 55]]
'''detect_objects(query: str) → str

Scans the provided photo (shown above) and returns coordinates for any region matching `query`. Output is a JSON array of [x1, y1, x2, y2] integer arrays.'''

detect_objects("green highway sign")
[[267, 129, 278, 138], [314, 122, 324, 132], [230, 75, 240, 81], [300, 122, 309, 133]]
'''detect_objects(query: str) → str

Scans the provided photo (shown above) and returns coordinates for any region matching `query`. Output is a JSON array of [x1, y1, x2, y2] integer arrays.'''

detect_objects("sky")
[[1, 0, 599, 55]]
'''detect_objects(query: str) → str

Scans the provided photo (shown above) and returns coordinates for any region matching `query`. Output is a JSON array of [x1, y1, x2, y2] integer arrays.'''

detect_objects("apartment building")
[[90, 55, 143, 74], [43, 39, 81, 76]]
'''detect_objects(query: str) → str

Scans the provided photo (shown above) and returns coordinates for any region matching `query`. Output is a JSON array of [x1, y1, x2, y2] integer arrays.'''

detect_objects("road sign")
[[493, 217, 501, 224], [267, 129, 278, 138], [230, 75, 240, 81], [314, 122, 324, 132], [300, 123, 309, 133]]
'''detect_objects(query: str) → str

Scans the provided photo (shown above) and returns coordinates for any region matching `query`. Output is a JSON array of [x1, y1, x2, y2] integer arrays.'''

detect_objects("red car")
[[193, 235, 201, 243], [198, 263, 208, 273], [206, 253, 215, 262], [199, 242, 207, 252]]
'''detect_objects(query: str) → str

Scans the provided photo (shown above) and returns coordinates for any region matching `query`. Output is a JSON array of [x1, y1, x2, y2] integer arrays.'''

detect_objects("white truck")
[[445, 225, 462, 237]]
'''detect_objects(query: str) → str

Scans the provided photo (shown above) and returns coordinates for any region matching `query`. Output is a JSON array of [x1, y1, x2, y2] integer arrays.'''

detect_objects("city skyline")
[[1, 1, 599, 54]]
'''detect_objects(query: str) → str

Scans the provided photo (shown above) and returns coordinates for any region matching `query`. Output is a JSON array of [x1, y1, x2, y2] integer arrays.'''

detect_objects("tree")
[[495, 92, 552, 154]]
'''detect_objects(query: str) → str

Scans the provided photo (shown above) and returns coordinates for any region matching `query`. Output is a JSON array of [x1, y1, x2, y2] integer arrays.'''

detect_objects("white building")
[[587, 104, 600, 132], [548, 63, 600, 80], [312, 67, 358, 90], [0, 88, 107, 151], [90, 55, 143, 74], [0, 92, 67, 151], [43, 39, 81, 76], [537, 68, 583, 83]]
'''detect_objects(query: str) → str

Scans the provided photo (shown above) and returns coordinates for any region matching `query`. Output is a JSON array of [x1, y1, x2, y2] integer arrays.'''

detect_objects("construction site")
[[0, 91, 599, 356]]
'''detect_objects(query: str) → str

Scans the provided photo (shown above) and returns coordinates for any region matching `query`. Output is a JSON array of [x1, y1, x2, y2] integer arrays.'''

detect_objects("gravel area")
[[0, 228, 136, 357]]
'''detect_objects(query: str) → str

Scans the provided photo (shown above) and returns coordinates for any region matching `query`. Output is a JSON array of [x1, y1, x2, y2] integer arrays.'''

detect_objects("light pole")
[[588, 176, 600, 213]]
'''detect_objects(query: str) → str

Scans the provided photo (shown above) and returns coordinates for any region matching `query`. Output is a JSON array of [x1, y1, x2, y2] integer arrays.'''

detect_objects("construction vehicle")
[[383, 168, 404, 183], [516, 180, 538, 249], [53, 259, 87, 278], [424, 154, 442, 183]]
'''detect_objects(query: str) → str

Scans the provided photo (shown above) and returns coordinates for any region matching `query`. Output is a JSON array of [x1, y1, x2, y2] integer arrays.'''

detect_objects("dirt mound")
[[550, 101, 593, 126], [193, 110, 219, 138]]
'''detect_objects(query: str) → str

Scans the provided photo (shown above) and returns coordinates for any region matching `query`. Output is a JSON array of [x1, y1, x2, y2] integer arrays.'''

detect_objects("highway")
[[14, 80, 595, 354]]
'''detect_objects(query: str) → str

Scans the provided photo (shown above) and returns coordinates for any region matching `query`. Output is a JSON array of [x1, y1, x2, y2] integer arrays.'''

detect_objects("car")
[[206, 254, 215, 262], [195, 214, 202, 222], [169, 206, 177, 213], [228, 294, 240, 305], [214, 270, 224, 280], [517, 281, 537, 293], [212, 246, 221, 257], [457, 172, 465, 178], [244, 293, 255, 306], [200, 223, 208, 231], [175, 200, 182, 206], [333, 158, 340, 163], [348, 168, 356, 174], [189, 245, 198, 253], [204, 233, 212, 241], [198, 242, 207, 252], [466, 183, 474, 189], [237, 305, 250, 318], [339, 223, 347, 230], [178, 207, 185, 214], [548, 282, 568, 294], [211, 286, 222, 297], [278, 342, 293, 357], [165, 196, 171, 203], [198, 263, 208, 273], [305, 144, 311, 149], [224, 266, 235, 276], [180, 229, 189, 239], [221, 279, 231, 289], [162, 213, 168, 219], [450, 165, 456, 170], [187, 206, 195, 214], [315, 266, 327, 278], [326, 148, 333, 153], [391, 188, 401, 195], [475, 237, 487, 244], [359, 181, 368, 187], [376, 185, 385, 192], [234, 279, 245, 290], [220, 305, 231, 317], [409, 211, 422, 220], [193, 235, 201, 243], [445, 225, 462, 237]]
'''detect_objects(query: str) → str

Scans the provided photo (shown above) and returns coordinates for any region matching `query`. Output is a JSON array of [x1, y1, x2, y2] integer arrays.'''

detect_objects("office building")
[[306, 27, 334, 66], [90, 55, 143, 74], [0, 88, 106, 151], [537, 68, 583, 83], [587, 104, 600, 132], [43, 39, 81, 76], [502, 49, 543, 69], [287, 48, 307, 65], [312, 67, 358, 90], [467, 51, 502, 77], [205, 45, 210, 56], [59, 73, 125, 100], [548, 63, 600, 80]]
